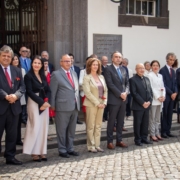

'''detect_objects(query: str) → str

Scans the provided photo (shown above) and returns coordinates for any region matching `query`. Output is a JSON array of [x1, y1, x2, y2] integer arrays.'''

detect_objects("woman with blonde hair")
[[83, 58, 108, 153]]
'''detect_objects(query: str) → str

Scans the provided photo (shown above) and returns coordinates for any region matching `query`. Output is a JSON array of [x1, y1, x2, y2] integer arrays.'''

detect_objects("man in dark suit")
[[159, 53, 177, 138], [41, 51, 54, 74], [101, 56, 108, 76], [68, 53, 81, 79], [69, 53, 83, 124], [101, 56, 109, 121], [0, 45, 25, 165], [104, 51, 129, 149], [129, 63, 153, 146]]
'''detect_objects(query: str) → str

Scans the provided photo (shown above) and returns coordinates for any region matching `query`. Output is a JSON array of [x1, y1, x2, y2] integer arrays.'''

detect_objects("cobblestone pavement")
[[1, 131, 180, 180]]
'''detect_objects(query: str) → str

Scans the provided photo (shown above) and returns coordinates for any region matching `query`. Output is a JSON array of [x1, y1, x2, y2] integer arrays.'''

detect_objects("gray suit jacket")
[[50, 67, 80, 111]]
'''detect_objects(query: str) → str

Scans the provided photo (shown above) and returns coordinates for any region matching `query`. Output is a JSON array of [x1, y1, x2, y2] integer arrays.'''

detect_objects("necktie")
[[66, 72, 75, 88], [4, 68, 12, 88], [117, 67, 123, 82], [71, 66, 74, 71], [24, 59, 28, 71], [170, 68, 173, 78]]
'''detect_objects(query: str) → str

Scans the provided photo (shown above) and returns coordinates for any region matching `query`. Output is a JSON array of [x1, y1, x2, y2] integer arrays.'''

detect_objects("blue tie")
[[71, 66, 74, 71], [117, 67, 123, 82], [24, 59, 28, 71]]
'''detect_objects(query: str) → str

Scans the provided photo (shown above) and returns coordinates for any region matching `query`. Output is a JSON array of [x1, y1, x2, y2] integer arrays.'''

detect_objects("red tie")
[[4, 68, 12, 88], [170, 68, 172, 78], [66, 72, 74, 88]]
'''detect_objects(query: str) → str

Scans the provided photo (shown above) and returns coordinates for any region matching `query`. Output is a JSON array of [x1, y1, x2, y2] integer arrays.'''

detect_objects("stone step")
[[1, 114, 180, 157]]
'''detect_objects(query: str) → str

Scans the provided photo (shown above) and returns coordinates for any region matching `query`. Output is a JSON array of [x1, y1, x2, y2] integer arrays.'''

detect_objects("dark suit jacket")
[[104, 64, 129, 105], [73, 65, 80, 79], [122, 66, 129, 78], [176, 68, 180, 93], [159, 65, 177, 100], [24, 72, 51, 107], [129, 74, 153, 111], [0, 65, 25, 115], [48, 62, 54, 74], [101, 65, 108, 76]]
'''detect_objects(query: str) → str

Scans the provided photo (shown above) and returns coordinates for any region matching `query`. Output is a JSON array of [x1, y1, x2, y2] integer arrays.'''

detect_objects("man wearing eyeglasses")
[[19, 47, 31, 73], [50, 54, 80, 158]]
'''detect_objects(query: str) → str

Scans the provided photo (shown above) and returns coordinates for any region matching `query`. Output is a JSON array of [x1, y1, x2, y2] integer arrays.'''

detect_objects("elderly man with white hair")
[[129, 63, 153, 146]]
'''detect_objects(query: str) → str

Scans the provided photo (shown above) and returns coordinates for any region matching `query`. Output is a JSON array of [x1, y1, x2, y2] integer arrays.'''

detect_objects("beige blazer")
[[82, 74, 108, 107]]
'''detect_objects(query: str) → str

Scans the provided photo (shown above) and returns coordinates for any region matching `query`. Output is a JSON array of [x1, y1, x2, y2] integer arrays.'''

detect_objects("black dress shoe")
[[6, 158, 22, 165], [21, 120, 27, 125], [161, 134, 168, 138], [16, 141, 23, 146], [141, 140, 153, 144], [68, 151, 79, 156], [135, 142, 143, 146], [59, 153, 70, 158], [41, 158, 47, 161], [49, 118, 54, 124], [77, 120, 83, 124], [167, 133, 176, 137], [33, 159, 41, 162]]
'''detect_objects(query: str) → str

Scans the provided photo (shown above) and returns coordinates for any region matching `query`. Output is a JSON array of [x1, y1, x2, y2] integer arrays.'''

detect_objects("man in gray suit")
[[104, 51, 129, 149], [50, 54, 80, 158]]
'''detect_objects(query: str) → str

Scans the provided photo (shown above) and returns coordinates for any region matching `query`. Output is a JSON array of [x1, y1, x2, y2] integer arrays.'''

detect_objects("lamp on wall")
[[111, 0, 124, 3]]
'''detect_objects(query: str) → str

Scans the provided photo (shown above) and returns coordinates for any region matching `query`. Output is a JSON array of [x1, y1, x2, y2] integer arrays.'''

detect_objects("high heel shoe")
[[88, 149, 97, 153], [32, 155, 41, 162], [40, 155, 48, 161], [96, 147, 104, 152], [156, 136, 163, 141], [150, 136, 158, 142]]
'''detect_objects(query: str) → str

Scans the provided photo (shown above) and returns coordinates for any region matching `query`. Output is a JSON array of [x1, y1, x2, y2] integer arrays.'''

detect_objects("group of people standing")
[[0, 44, 178, 165]]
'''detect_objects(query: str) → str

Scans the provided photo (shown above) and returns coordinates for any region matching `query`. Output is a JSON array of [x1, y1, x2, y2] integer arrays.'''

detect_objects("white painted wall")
[[88, 0, 180, 71]]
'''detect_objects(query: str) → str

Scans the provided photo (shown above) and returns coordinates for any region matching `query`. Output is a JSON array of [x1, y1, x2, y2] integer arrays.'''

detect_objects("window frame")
[[126, 0, 156, 17]]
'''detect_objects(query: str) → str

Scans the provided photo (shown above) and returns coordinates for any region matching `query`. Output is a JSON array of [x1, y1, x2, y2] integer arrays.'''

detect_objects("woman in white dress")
[[147, 60, 165, 142], [23, 56, 51, 162], [11, 54, 26, 145]]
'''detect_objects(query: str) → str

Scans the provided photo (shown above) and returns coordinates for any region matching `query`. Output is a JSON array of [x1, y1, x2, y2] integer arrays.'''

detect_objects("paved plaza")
[[1, 130, 180, 180]]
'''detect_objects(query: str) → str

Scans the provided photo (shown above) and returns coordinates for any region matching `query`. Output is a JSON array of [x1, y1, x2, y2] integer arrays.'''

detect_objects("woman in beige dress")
[[83, 58, 108, 153], [23, 56, 51, 162]]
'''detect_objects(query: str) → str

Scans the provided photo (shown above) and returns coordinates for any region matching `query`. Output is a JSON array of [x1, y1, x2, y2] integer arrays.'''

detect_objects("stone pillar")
[[47, 0, 88, 69]]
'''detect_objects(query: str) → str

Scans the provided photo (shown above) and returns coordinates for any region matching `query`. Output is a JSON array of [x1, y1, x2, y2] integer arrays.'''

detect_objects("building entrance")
[[0, 0, 47, 55]]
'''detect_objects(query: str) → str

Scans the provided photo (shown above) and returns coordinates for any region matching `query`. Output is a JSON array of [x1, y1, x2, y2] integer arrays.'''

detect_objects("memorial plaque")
[[93, 34, 122, 61]]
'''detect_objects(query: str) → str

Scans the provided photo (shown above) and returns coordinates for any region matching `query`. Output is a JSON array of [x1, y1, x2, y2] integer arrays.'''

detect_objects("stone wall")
[[47, 0, 88, 69]]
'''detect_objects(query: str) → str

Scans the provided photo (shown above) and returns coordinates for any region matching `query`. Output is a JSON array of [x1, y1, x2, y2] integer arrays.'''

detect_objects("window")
[[126, 0, 156, 17], [119, 0, 169, 29]]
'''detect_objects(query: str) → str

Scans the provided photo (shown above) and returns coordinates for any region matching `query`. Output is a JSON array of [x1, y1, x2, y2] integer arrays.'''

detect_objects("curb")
[[1, 124, 179, 157]]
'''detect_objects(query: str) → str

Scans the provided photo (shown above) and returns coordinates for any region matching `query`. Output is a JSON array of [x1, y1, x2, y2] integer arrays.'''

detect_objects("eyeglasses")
[[62, 61, 71, 63], [21, 50, 28, 52]]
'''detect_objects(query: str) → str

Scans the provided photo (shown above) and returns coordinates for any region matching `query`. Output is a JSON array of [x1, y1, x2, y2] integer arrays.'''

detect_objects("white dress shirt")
[[128, 67, 133, 78], [61, 67, 73, 80], [147, 71, 166, 106], [79, 69, 87, 97]]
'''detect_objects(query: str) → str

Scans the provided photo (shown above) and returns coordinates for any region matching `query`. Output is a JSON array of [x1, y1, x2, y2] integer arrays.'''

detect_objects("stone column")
[[47, 0, 88, 69]]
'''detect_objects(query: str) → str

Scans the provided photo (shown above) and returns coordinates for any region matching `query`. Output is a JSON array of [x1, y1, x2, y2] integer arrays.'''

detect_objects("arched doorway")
[[0, 0, 47, 56]]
